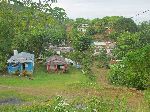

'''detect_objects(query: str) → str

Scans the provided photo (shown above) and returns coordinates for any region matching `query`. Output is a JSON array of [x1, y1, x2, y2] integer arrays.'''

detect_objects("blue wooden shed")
[[7, 52, 34, 75]]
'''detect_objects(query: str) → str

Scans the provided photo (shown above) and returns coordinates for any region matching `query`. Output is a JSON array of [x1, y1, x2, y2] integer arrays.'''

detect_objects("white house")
[[77, 24, 89, 33], [49, 45, 74, 54], [93, 41, 115, 56]]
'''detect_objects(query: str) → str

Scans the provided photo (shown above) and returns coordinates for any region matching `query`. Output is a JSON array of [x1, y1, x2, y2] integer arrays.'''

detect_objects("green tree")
[[138, 21, 150, 46], [114, 17, 138, 33], [0, 0, 67, 71], [97, 48, 111, 68], [11, 0, 67, 57], [109, 45, 150, 90], [88, 16, 122, 35], [114, 32, 140, 59], [67, 27, 94, 78], [0, 1, 16, 71], [72, 35, 92, 52], [51, 7, 68, 23], [69, 49, 95, 80]]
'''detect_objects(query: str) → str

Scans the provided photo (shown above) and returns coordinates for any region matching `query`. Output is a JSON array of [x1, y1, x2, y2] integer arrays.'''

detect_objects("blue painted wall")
[[24, 62, 34, 72], [8, 63, 19, 74], [8, 62, 34, 74]]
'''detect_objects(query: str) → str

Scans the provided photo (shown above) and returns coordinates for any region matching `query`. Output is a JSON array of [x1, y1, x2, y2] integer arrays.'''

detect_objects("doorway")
[[22, 63, 26, 70]]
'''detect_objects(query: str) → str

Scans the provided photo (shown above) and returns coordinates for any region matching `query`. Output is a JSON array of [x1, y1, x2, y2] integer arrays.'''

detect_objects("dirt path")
[[92, 67, 148, 111]]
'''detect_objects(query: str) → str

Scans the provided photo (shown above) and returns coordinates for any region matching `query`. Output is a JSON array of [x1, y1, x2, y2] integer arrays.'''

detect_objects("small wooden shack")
[[7, 52, 34, 76], [46, 55, 67, 73]]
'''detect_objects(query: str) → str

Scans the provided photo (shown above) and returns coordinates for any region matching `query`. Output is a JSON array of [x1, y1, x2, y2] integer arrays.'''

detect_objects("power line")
[[130, 9, 150, 19], [130, 9, 150, 24]]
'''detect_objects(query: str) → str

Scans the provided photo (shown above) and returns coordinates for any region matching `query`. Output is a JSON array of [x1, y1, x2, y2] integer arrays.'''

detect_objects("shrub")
[[97, 48, 111, 68], [109, 45, 150, 90]]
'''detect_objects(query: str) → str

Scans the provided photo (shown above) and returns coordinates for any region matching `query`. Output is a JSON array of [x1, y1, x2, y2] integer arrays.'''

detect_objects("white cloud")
[[40, 0, 150, 22]]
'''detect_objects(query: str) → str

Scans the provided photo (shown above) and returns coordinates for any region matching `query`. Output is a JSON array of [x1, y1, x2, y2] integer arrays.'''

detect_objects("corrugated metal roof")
[[7, 52, 34, 63], [46, 55, 67, 65], [93, 42, 106, 46]]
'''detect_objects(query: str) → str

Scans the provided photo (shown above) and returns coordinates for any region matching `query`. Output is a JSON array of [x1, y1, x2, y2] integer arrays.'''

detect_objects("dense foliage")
[[114, 32, 140, 59], [109, 22, 150, 90], [68, 31, 94, 79], [96, 48, 111, 68], [0, 0, 67, 71], [109, 45, 150, 90]]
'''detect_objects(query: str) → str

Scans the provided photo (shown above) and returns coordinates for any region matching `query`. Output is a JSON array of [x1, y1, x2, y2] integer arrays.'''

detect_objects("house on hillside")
[[58, 47, 74, 53], [7, 51, 34, 76], [48, 46, 74, 55], [93, 41, 115, 56], [77, 24, 89, 32], [46, 55, 68, 73]]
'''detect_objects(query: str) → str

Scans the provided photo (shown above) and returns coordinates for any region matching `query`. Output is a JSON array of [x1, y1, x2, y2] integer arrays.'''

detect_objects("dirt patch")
[[0, 98, 23, 105]]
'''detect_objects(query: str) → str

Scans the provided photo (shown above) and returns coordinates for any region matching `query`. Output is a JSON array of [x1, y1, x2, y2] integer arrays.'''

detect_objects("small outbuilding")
[[46, 55, 67, 73], [7, 52, 34, 76]]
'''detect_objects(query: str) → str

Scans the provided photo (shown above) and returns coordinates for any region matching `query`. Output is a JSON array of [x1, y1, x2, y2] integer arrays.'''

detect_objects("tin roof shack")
[[7, 52, 34, 76], [46, 55, 68, 73]]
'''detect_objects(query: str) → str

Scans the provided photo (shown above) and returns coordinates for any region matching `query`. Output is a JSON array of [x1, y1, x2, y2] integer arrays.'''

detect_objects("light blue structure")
[[7, 52, 34, 75]]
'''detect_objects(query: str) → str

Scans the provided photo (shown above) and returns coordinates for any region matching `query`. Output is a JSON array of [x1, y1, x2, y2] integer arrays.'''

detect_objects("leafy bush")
[[68, 49, 96, 80], [109, 45, 150, 90], [96, 48, 111, 68]]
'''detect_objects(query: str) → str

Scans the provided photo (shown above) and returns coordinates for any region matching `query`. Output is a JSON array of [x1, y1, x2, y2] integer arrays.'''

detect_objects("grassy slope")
[[0, 65, 149, 111]]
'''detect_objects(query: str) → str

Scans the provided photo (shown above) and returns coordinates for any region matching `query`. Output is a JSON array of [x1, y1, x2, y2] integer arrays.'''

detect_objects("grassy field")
[[0, 65, 94, 102], [0, 65, 150, 111], [0, 66, 89, 88]]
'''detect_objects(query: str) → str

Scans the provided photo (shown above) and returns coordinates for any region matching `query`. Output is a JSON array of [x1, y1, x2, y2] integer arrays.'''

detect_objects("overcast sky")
[[51, 0, 150, 23]]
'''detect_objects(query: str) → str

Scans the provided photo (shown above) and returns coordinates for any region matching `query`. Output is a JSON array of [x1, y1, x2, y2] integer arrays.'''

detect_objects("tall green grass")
[[0, 66, 90, 88], [144, 89, 150, 110]]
